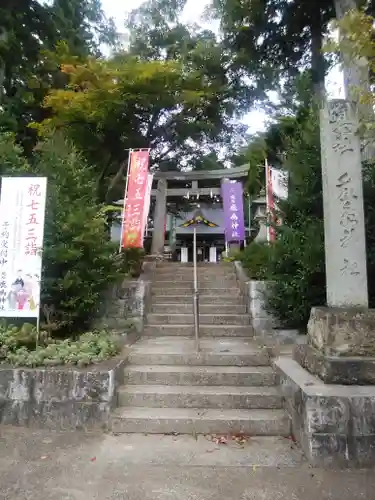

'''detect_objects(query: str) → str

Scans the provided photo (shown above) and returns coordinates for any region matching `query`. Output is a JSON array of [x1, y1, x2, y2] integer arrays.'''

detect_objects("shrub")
[[237, 241, 273, 279], [0, 133, 143, 334], [0, 322, 119, 367], [263, 111, 326, 329], [239, 110, 326, 330], [241, 107, 375, 330]]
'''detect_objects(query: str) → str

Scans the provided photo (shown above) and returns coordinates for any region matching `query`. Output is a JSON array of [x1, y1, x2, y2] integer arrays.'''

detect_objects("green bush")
[[263, 111, 326, 329], [121, 247, 145, 277], [237, 242, 273, 279], [239, 110, 326, 329], [240, 108, 375, 330], [0, 133, 143, 334], [0, 322, 119, 367]]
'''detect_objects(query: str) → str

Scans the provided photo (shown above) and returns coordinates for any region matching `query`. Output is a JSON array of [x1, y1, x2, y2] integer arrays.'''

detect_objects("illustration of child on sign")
[[7, 271, 39, 311]]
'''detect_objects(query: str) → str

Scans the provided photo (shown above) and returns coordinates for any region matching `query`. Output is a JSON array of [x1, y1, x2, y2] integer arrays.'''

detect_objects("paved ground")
[[0, 427, 373, 500]]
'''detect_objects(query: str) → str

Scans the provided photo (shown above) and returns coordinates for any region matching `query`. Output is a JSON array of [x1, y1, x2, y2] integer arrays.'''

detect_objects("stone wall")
[[94, 262, 155, 339], [0, 358, 125, 429], [275, 356, 375, 467], [248, 279, 278, 335]]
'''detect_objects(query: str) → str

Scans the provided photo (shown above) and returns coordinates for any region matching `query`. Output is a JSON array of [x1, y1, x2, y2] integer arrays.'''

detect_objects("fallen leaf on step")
[[40, 456, 47, 460], [232, 434, 249, 445], [214, 436, 228, 445]]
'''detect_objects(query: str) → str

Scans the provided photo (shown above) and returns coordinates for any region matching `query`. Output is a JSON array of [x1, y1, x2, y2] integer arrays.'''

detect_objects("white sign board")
[[271, 168, 288, 200], [0, 177, 47, 317], [181, 247, 188, 263], [209, 246, 217, 263]]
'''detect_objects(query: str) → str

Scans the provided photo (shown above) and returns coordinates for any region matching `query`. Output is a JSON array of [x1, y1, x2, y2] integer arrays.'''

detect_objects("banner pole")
[[36, 306, 40, 348], [265, 158, 268, 242], [119, 149, 133, 253]]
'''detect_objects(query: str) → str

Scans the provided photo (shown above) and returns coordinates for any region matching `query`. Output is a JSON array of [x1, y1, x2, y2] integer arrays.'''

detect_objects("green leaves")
[[0, 132, 135, 334], [0, 323, 119, 368], [238, 108, 325, 329], [210, 0, 335, 95]]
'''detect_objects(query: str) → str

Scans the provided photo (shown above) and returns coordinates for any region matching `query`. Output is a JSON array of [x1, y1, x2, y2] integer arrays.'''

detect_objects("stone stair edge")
[[118, 384, 280, 395], [124, 364, 274, 373], [109, 407, 291, 436]]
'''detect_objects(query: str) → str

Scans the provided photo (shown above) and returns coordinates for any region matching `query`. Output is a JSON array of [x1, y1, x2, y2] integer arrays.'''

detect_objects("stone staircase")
[[110, 262, 290, 436]]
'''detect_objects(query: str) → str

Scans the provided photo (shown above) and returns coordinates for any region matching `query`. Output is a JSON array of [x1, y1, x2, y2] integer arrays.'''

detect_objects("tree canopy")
[[25, 0, 255, 202]]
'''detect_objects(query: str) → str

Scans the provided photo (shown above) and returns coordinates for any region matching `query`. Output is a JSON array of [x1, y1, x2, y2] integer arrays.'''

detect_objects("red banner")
[[265, 159, 276, 242], [121, 150, 150, 248]]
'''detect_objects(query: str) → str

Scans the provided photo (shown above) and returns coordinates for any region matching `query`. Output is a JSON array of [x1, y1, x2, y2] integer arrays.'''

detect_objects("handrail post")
[[193, 227, 200, 352]]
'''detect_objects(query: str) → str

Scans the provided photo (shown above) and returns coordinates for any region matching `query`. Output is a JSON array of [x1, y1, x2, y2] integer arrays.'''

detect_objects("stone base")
[[0, 357, 125, 430], [294, 343, 375, 385], [308, 306, 375, 357], [275, 356, 375, 467]]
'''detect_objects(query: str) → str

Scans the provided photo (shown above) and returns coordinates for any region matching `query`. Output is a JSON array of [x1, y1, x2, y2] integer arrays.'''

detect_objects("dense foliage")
[[238, 109, 326, 329], [0, 132, 140, 334], [0, 0, 116, 154], [0, 322, 119, 367], [239, 100, 375, 329]]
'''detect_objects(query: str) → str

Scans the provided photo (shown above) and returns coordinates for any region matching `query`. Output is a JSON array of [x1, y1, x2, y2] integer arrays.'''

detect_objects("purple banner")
[[221, 180, 245, 242]]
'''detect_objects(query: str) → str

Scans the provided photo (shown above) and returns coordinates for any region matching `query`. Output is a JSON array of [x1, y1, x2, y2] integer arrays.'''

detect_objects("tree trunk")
[[0, 30, 7, 105], [310, 9, 326, 102]]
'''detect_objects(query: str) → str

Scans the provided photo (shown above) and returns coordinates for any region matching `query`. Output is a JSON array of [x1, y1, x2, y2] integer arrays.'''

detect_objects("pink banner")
[[121, 150, 150, 248]]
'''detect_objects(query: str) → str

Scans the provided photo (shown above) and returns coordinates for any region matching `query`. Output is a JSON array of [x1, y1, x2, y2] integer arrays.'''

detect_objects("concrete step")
[[128, 337, 269, 366], [118, 385, 282, 409], [146, 313, 250, 326], [151, 295, 244, 305], [143, 324, 253, 337], [151, 280, 238, 288], [110, 407, 291, 435], [150, 303, 247, 314], [153, 273, 238, 281], [151, 287, 241, 297], [124, 365, 276, 386], [155, 263, 233, 269]]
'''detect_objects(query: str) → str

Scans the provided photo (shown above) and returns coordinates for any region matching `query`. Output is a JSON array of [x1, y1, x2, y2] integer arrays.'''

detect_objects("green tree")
[[125, 0, 252, 164], [239, 108, 326, 329], [210, 0, 336, 98], [233, 73, 314, 198], [32, 48, 248, 202], [0, 0, 117, 154], [0, 132, 127, 333], [50, 0, 117, 56]]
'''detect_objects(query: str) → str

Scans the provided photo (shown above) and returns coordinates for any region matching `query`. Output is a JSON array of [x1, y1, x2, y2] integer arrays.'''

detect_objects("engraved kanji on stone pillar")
[[320, 99, 368, 307]]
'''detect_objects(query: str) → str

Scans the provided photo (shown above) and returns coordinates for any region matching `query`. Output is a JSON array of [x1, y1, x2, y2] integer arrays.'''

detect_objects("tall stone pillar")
[[295, 99, 375, 385], [151, 178, 167, 255], [321, 100, 368, 308], [278, 99, 375, 468]]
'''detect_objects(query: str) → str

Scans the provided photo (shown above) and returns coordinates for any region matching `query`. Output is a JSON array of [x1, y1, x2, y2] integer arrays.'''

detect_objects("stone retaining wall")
[[275, 356, 375, 467], [0, 358, 125, 429], [234, 261, 277, 332], [94, 261, 155, 338], [0, 262, 155, 430]]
